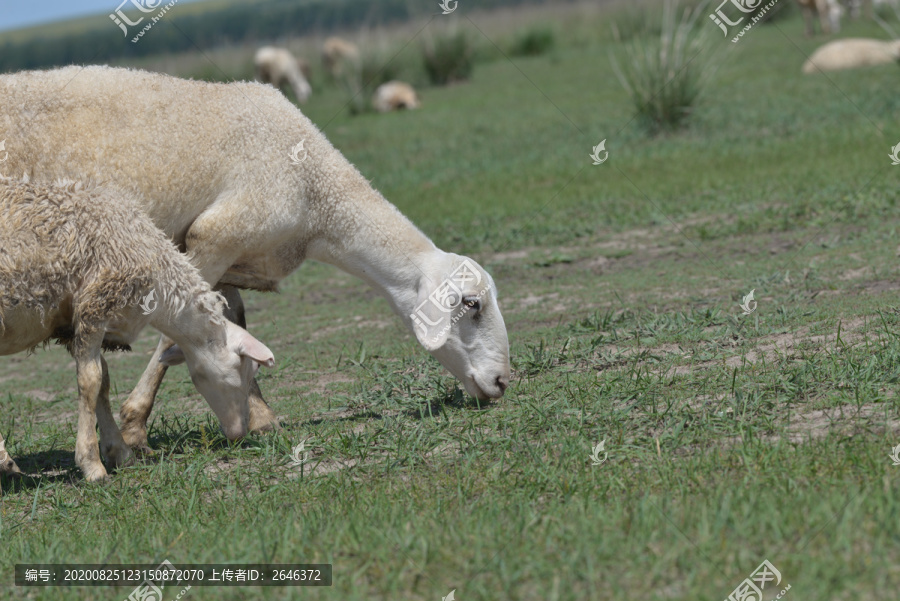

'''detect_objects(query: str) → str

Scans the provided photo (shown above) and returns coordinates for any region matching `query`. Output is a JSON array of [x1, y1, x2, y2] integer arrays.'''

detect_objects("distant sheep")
[[797, 0, 844, 36], [0, 66, 511, 454], [0, 177, 275, 481], [322, 36, 361, 79], [802, 38, 900, 72], [372, 81, 421, 113], [254, 46, 312, 104]]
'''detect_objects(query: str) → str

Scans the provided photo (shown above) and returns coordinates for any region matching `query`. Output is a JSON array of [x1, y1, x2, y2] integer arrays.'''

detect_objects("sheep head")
[[410, 254, 510, 400], [159, 321, 275, 440]]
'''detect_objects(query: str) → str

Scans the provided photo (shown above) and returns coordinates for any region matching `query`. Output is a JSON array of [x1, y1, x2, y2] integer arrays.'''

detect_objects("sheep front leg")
[[95, 356, 133, 469], [119, 334, 173, 452], [75, 348, 109, 482], [219, 286, 279, 433]]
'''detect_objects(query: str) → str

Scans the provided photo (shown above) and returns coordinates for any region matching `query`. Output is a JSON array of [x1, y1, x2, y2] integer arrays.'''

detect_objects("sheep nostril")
[[495, 375, 509, 393]]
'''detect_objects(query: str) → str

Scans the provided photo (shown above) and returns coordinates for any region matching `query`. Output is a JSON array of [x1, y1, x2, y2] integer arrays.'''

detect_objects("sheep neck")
[[308, 188, 441, 325], [147, 289, 223, 351]]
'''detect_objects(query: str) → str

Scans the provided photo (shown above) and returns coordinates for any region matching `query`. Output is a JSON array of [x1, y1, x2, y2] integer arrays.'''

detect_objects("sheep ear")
[[159, 345, 186, 366], [410, 282, 453, 351], [237, 330, 276, 368]]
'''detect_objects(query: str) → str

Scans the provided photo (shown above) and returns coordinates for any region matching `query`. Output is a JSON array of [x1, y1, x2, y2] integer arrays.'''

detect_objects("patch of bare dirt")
[[491, 249, 531, 262], [596, 316, 879, 378], [23, 390, 57, 402], [781, 404, 900, 443], [839, 267, 874, 281], [309, 317, 395, 341], [725, 316, 873, 368], [855, 280, 900, 295], [303, 371, 354, 395]]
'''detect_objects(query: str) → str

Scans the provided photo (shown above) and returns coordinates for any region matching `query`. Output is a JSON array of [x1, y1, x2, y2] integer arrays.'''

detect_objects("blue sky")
[[0, 0, 206, 32]]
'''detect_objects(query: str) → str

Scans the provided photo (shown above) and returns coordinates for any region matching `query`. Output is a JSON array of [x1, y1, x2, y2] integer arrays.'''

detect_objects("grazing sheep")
[[0, 177, 275, 481], [321, 36, 361, 79], [802, 38, 900, 72], [372, 81, 421, 113], [254, 46, 312, 104], [0, 66, 511, 453], [797, 0, 844, 36]]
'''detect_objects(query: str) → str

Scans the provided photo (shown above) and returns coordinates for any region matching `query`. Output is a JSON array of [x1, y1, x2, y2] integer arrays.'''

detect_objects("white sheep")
[[372, 81, 421, 113], [0, 66, 511, 452], [802, 38, 900, 72], [797, 0, 844, 35], [321, 36, 361, 80], [0, 177, 275, 481], [254, 46, 312, 104]]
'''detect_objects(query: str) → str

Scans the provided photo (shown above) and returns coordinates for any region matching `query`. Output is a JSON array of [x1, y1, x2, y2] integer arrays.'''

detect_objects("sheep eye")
[[463, 297, 481, 312]]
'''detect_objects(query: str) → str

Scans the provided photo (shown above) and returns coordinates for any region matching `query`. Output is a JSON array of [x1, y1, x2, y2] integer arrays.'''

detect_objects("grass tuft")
[[610, 0, 715, 133], [422, 29, 476, 86]]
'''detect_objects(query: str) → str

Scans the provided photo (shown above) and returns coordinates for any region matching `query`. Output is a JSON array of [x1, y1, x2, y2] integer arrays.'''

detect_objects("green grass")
[[2, 3, 900, 600]]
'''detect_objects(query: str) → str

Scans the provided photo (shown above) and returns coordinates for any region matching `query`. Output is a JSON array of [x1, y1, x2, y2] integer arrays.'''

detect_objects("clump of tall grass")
[[361, 51, 402, 90], [509, 26, 555, 56], [422, 30, 475, 85], [360, 42, 427, 90], [610, 2, 662, 42], [610, 0, 715, 134]]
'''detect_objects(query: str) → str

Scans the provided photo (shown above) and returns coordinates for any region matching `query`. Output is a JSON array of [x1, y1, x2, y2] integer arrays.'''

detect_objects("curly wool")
[[0, 177, 226, 353]]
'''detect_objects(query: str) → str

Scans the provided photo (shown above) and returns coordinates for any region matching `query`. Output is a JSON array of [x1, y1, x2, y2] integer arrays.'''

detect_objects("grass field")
[[2, 2, 900, 599]]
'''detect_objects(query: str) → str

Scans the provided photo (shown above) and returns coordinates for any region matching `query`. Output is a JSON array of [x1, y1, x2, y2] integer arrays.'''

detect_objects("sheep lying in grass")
[[0, 177, 275, 481], [372, 81, 421, 113], [254, 46, 312, 104], [802, 38, 900, 72], [322, 36, 360, 79], [797, 0, 843, 35], [0, 65, 511, 452]]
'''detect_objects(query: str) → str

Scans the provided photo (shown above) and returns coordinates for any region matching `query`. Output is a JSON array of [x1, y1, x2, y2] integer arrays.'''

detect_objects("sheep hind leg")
[[802, 6, 816, 36], [219, 285, 279, 433], [119, 334, 174, 453], [95, 356, 133, 470]]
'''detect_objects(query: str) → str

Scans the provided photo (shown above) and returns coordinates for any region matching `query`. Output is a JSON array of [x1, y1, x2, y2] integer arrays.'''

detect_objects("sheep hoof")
[[248, 397, 279, 434], [104, 443, 134, 469], [121, 427, 150, 451], [249, 417, 279, 434], [83, 465, 109, 483]]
